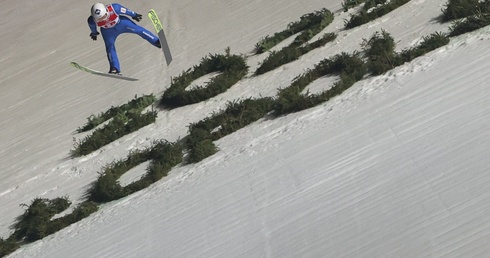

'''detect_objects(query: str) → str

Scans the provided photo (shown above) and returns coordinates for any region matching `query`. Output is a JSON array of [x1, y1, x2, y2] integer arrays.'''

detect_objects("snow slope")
[[2, 0, 490, 257]]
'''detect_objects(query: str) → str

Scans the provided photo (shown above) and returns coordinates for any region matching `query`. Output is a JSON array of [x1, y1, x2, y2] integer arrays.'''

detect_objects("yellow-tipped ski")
[[148, 9, 173, 66]]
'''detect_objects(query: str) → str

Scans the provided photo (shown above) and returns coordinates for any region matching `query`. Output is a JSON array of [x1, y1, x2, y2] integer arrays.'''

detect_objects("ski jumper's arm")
[[111, 3, 139, 18], [87, 16, 98, 34]]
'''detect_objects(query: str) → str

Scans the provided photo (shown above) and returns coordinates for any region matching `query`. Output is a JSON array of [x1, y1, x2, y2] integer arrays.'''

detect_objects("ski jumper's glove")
[[90, 32, 100, 41], [132, 13, 142, 22]]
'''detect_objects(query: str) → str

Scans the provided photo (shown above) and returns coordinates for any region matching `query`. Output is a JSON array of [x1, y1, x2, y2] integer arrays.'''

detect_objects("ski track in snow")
[[3, 0, 490, 257]]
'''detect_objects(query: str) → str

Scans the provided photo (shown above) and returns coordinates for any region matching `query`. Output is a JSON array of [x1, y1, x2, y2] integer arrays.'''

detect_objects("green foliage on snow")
[[77, 94, 156, 133], [399, 32, 450, 60], [342, 0, 394, 12], [72, 94, 158, 157], [254, 8, 335, 54], [254, 9, 336, 75], [273, 29, 450, 115], [363, 30, 450, 75], [10, 197, 71, 242], [160, 48, 248, 108], [186, 98, 275, 163], [345, 0, 411, 29], [342, 0, 367, 11], [441, 0, 489, 22], [0, 236, 19, 257], [255, 32, 337, 75], [71, 109, 157, 157], [2, 198, 98, 257], [448, 12, 490, 36], [274, 52, 367, 115], [362, 30, 399, 75], [86, 140, 183, 203], [49, 201, 99, 229], [442, 0, 490, 35]]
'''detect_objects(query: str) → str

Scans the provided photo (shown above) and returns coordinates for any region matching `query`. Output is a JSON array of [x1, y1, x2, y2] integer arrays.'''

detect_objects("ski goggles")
[[95, 13, 109, 22]]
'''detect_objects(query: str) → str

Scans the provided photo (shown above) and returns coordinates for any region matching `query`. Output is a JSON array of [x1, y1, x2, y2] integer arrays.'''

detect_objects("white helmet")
[[91, 3, 108, 22]]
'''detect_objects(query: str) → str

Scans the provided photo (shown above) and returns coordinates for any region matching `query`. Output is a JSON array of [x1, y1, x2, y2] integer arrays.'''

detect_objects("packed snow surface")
[[1, 0, 490, 257]]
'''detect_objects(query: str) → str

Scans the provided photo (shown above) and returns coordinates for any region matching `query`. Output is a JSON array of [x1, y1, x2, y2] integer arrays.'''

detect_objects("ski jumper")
[[87, 3, 160, 72]]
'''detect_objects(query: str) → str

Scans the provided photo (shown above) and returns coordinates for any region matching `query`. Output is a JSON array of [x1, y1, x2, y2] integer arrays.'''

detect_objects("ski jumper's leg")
[[118, 17, 160, 48], [101, 28, 121, 71]]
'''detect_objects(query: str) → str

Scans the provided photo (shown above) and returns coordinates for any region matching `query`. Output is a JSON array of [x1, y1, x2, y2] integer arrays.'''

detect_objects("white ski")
[[70, 62, 138, 81]]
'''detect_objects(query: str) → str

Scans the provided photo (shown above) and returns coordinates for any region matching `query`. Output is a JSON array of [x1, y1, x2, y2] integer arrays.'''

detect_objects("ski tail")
[[148, 9, 173, 66]]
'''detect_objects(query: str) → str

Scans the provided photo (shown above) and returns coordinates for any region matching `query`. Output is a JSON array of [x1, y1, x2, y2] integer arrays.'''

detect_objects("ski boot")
[[109, 67, 121, 75]]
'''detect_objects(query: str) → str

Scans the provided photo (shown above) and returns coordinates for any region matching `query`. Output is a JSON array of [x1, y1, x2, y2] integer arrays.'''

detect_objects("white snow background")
[[2, 0, 490, 257]]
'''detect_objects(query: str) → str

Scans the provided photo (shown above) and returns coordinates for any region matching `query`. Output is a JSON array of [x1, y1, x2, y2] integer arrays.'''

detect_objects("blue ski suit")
[[87, 3, 160, 72]]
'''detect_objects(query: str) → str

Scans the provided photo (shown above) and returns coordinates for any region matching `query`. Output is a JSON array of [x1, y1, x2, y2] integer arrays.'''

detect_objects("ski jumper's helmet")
[[91, 3, 108, 22]]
